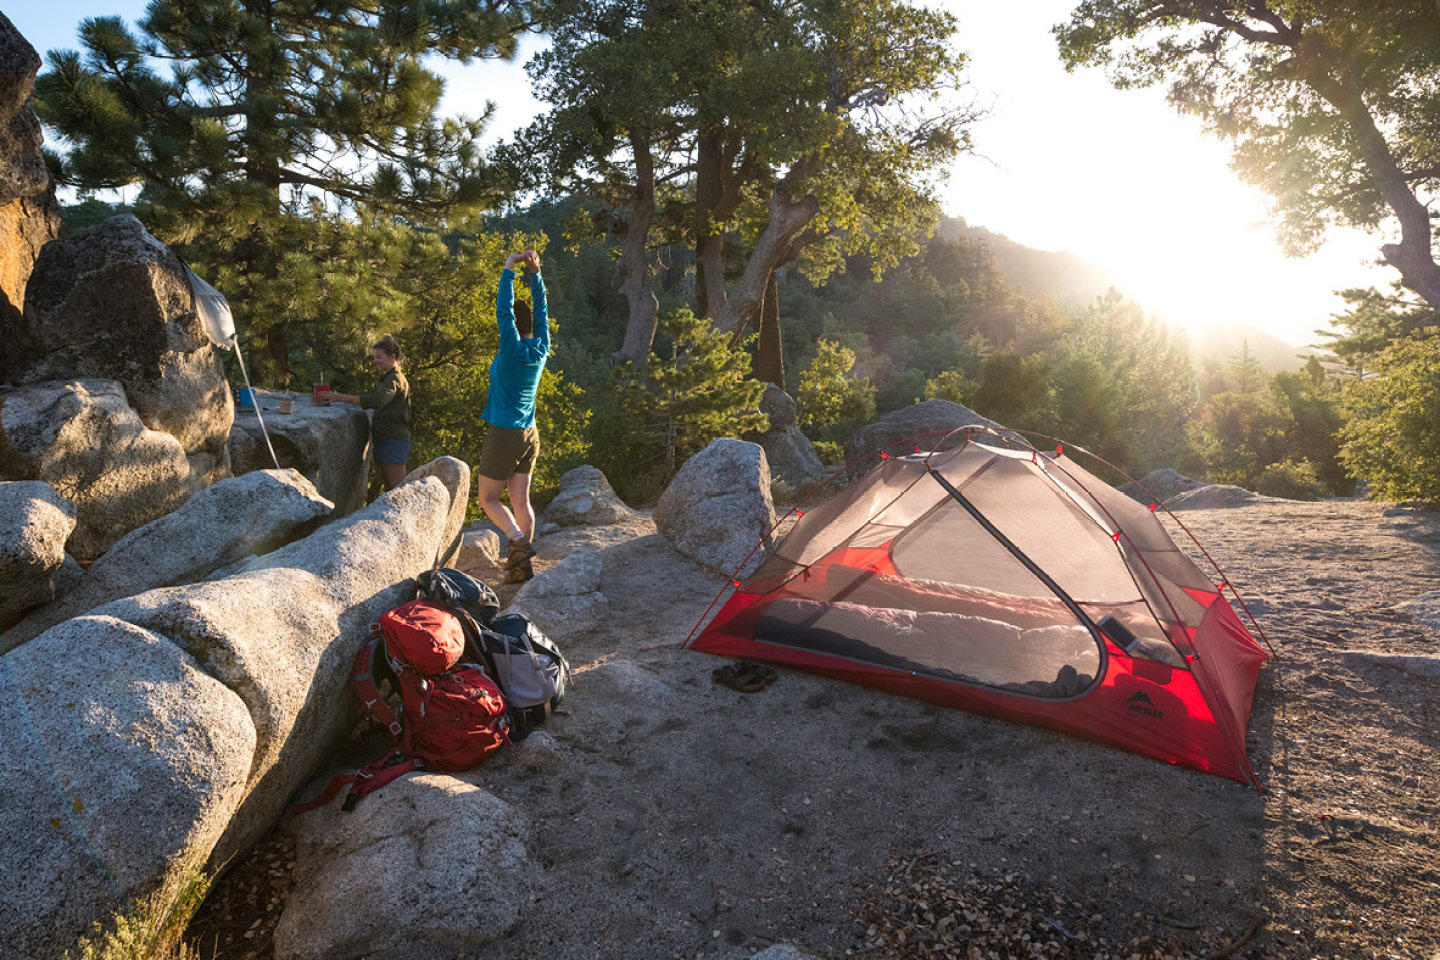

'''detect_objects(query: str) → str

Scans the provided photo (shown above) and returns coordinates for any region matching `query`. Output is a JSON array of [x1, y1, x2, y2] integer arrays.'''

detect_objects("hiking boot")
[[504, 558, 534, 584], [505, 536, 537, 570]]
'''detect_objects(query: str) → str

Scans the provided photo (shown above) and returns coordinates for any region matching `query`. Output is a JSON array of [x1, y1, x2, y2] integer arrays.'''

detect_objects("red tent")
[[691, 430, 1270, 788]]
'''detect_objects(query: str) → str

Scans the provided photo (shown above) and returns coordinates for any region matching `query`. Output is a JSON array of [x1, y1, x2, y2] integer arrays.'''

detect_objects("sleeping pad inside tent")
[[691, 434, 1270, 787]]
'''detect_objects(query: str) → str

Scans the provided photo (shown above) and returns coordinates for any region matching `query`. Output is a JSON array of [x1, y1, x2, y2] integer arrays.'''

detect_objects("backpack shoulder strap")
[[352, 627, 403, 742]]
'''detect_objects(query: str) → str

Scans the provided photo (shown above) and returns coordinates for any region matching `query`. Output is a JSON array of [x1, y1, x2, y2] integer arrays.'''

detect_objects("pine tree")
[[35, 0, 534, 380], [627, 308, 768, 477]]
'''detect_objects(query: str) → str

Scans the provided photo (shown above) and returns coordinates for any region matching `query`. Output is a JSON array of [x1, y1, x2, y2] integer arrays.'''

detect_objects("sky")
[[14, 0, 1393, 348]]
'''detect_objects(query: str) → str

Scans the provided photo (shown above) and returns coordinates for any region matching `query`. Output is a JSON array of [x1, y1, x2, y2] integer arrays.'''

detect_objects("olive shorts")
[[477, 424, 540, 480]]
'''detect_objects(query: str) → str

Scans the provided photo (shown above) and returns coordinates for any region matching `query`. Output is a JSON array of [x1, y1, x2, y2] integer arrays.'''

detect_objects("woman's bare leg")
[[506, 471, 534, 541], [379, 462, 407, 490], [477, 474, 521, 537]]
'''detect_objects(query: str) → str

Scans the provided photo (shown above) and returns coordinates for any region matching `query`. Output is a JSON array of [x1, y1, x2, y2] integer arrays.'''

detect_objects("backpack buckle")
[[388, 721, 402, 736]]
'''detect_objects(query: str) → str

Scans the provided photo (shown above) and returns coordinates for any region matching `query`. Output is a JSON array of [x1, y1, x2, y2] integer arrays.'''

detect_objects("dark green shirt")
[[361, 368, 411, 443]]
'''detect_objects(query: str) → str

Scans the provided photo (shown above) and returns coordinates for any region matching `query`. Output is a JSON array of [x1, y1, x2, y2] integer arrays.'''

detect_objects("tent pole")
[[233, 337, 282, 470], [923, 464, 1105, 645]]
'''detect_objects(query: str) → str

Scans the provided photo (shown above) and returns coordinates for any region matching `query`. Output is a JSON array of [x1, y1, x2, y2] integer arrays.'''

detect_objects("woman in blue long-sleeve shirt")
[[476, 250, 550, 583]]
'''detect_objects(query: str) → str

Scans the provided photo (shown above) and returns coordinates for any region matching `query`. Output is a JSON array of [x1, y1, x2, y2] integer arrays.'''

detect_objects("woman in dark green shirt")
[[330, 334, 412, 490]]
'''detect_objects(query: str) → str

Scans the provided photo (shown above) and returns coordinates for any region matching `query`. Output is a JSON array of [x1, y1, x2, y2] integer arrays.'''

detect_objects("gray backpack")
[[476, 613, 570, 738]]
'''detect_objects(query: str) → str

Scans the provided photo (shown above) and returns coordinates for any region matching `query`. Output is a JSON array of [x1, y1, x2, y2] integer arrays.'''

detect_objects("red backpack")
[[293, 599, 510, 813]]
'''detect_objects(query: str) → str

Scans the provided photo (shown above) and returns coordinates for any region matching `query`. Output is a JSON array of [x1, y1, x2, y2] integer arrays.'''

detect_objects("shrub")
[[811, 440, 845, 466], [68, 858, 211, 960], [1339, 338, 1440, 502], [1255, 458, 1328, 501]]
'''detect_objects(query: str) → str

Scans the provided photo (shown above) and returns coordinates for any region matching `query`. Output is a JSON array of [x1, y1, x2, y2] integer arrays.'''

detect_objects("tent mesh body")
[[693, 440, 1269, 786]]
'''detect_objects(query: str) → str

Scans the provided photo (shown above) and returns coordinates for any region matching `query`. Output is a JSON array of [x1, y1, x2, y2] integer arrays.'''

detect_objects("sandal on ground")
[[712, 662, 766, 693], [741, 660, 778, 685]]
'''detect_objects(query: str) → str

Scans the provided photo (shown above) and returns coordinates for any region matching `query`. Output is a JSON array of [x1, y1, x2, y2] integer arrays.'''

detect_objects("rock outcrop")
[[655, 438, 775, 577], [4, 468, 333, 649], [744, 385, 826, 486], [459, 519, 504, 569], [1121, 468, 1208, 505], [276, 774, 535, 960], [1165, 484, 1269, 510], [230, 389, 372, 516], [0, 615, 257, 960], [0, 13, 62, 332], [844, 399, 1000, 477], [0, 379, 197, 562], [507, 547, 607, 641], [402, 456, 470, 567], [0, 480, 75, 629], [0, 476, 455, 960], [541, 464, 635, 527], [10, 215, 233, 487]]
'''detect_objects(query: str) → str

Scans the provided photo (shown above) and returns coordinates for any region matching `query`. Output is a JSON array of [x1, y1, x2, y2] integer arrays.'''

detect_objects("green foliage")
[[1055, 1, 1440, 309], [1046, 290, 1197, 473], [515, 0, 977, 361], [811, 440, 845, 466], [770, 478, 804, 507], [67, 858, 210, 960], [796, 340, 877, 431], [590, 308, 768, 499], [1340, 338, 1440, 501], [923, 370, 974, 405], [1186, 390, 1287, 488], [1255, 459, 1329, 501], [1228, 342, 1266, 395], [35, 0, 532, 379], [1270, 365, 1350, 494], [1320, 287, 1440, 369], [973, 352, 1054, 430]]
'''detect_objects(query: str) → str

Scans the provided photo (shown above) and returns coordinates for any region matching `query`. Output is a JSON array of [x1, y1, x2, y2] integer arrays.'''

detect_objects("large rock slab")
[[403, 456, 470, 567], [4, 469, 333, 649], [1165, 484, 1270, 510], [655, 438, 775, 577], [0, 480, 74, 629], [0, 476, 454, 960], [1120, 468, 1208, 505], [0, 615, 256, 960], [230, 389, 372, 516], [542, 464, 635, 527], [276, 773, 534, 960], [0, 379, 196, 562], [13, 215, 232, 483], [744, 385, 826, 486], [844, 399, 1000, 477], [95, 476, 454, 864]]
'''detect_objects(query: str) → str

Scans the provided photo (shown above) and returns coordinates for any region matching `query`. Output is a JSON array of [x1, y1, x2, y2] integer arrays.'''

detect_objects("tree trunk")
[[713, 185, 819, 334], [754, 270, 785, 387], [694, 134, 728, 320], [1306, 63, 1440, 312], [610, 130, 660, 366]]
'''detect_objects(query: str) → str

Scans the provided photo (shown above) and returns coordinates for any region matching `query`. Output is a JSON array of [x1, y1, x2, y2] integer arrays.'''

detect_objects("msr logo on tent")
[[1126, 690, 1164, 720]]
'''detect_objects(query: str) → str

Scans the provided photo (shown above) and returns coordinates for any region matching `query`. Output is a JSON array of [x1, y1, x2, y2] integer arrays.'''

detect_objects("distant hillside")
[[937, 217, 1123, 308], [940, 216, 1306, 371], [1183, 320, 1310, 373]]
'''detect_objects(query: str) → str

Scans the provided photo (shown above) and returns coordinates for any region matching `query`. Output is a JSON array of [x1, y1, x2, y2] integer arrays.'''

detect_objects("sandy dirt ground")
[[188, 498, 1439, 960]]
